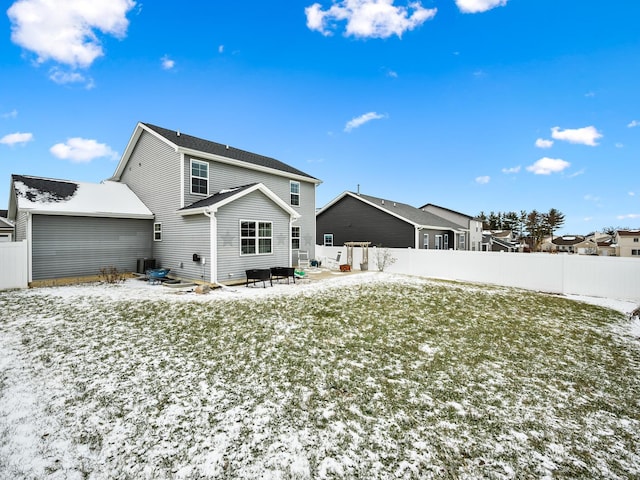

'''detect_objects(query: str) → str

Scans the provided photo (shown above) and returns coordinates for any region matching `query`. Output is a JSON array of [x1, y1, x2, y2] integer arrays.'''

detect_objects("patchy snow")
[[14, 178, 153, 218], [1, 272, 639, 479]]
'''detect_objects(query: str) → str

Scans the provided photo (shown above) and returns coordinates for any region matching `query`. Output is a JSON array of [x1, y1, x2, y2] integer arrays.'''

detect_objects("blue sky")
[[1, 0, 639, 234]]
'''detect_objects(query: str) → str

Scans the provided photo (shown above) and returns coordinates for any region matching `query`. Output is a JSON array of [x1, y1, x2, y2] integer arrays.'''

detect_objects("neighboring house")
[[548, 235, 596, 254], [0, 209, 14, 242], [8, 175, 154, 281], [482, 232, 518, 252], [420, 203, 483, 252], [615, 230, 640, 258], [316, 191, 464, 249], [110, 122, 320, 284]]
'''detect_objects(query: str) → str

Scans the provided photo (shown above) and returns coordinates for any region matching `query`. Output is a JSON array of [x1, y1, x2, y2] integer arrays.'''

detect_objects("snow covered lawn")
[[1, 273, 639, 479]]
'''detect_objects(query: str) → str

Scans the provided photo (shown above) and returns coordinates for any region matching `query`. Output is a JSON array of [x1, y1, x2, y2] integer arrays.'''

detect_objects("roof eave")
[[178, 146, 321, 185]]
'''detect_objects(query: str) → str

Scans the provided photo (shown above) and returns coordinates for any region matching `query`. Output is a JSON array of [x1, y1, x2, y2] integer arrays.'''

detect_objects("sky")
[[1, 0, 639, 235]]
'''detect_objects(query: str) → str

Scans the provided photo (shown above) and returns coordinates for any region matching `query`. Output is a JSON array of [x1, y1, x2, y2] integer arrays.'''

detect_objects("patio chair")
[[297, 250, 310, 269], [324, 251, 342, 270]]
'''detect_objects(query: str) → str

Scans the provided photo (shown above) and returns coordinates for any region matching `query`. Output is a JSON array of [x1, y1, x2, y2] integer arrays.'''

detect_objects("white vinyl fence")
[[316, 245, 640, 303], [0, 240, 28, 290]]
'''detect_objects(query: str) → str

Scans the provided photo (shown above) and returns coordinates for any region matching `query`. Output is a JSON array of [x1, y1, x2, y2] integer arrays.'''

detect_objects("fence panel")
[[0, 240, 28, 290], [315, 245, 640, 303]]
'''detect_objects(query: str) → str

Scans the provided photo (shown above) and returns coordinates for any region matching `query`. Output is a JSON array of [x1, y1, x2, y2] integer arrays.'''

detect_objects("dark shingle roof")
[[552, 235, 587, 246], [143, 123, 318, 181], [180, 184, 258, 211], [353, 193, 462, 230], [12, 174, 78, 202], [0, 209, 8, 218]]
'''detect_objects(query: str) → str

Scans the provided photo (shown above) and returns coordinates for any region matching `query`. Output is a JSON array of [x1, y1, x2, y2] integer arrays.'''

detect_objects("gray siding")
[[15, 212, 27, 241], [316, 196, 416, 248], [31, 215, 152, 280], [119, 131, 212, 280], [216, 190, 291, 282], [118, 131, 316, 282], [184, 154, 316, 259]]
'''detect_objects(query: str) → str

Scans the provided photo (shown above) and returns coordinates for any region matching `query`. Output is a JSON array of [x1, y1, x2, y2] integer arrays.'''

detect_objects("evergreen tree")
[[545, 208, 565, 242]]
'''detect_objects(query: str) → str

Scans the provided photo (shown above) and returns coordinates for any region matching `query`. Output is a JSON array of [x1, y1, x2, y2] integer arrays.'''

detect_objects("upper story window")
[[241, 220, 272, 255], [290, 181, 300, 206], [191, 160, 209, 195], [153, 222, 162, 242], [634, 238, 639, 243]]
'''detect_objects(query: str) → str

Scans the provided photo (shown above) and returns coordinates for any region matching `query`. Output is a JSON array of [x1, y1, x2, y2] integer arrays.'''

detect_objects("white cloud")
[[535, 138, 553, 149], [584, 194, 600, 202], [2, 110, 18, 119], [628, 120, 640, 128], [551, 126, 602, 146], [568, 169, 585, 178], [526, 157, 570, 175], [0, 132, 33, 146], [629, 192, 636, 197], [7, 0, 136, 69], [501, 166, 520, 174], [161, 55, 175, 70], [387, 69, 398, 78], [455, 0, 508, 14], [305, 0, 437, 38], [475, 175, 490, 184], [218, 45, 224, 54], [617, 213, 640, 220], [49, 67, 86, 84], [50, 137, 117, 163], [344, 112, 386, 132], [615, 143, 624, 149]]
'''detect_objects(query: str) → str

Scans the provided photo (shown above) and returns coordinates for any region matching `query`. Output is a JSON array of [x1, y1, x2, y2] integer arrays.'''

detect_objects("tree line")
[[477, 209, 565, 250]]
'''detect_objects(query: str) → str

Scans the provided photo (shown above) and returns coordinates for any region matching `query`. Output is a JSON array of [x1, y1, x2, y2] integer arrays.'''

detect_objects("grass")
[[1, 274, 639, 479]]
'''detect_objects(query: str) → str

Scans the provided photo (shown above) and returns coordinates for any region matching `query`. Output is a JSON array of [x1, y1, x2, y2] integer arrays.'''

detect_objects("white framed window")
[[423, 233, 429, 249], [292, 226, 301, 250], [632, 249, 640, 256], [290, 181, 300, 206], [324, 234, 333, 247], [241, 220, 272, 255], [444, 235, 449, 250], [634, 238, 639, 243], [153, 222, 162, 242], [435, 235, 443, 250], [459, 233, 465, 250], [191, 159, 209, 195]]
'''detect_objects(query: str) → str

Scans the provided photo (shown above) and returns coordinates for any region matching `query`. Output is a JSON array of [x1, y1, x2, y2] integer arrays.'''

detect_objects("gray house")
[[0, 210, 14, 242], [7, 122, 320, 284], [420, 203, 483, 252], [8, 175, 154, 282], [110, 122, 321, 284], [316, 191, 464, 249]]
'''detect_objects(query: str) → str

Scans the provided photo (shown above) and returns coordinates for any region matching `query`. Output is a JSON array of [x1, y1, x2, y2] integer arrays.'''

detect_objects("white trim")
[[291, 225, 301, 251], [26, 212, 32, 283], [190, 158, 209, 196], [323, 233, 334, 247], [180, 183, 300, 219], [112, 123, 321, 185], [290, 180, 300, 207], [180, 152, 185, 209], [13, 209, 154, 220], [239, 219, 273, 256], [153, 222, 162, 242]]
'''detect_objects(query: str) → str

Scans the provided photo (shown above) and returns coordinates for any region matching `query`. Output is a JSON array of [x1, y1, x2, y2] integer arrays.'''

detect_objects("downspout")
[[415, 226, 421, 249], [203, 208, 217, 284], [180, 153, 185, 209], [26, 212, 32, 283]]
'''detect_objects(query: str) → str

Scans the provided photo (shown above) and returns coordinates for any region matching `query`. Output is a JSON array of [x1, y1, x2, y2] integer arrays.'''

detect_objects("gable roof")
[[552, 235, 589, 246], [179, 182, 300, 219], [113, 122, 320, 184], [9, 174, 154, 220], [419, 203, 478, 220], [0, 216, 13, 230], [317, 191, 463, 231]]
